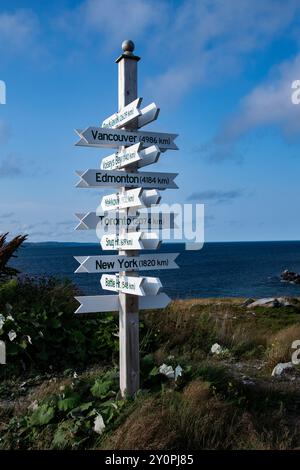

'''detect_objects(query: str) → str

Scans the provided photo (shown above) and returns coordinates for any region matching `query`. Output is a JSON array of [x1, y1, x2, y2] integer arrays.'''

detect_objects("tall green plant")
[[0, 232, 27, 281]]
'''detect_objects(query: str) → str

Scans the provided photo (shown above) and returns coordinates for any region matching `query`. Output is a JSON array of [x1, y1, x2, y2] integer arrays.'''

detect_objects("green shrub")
[[0, 277, 119, 376], [0, 368, 127, 450]]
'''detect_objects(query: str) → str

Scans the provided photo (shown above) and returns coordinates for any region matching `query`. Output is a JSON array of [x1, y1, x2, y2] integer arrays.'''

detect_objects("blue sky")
[[1, 0, 300, 242]]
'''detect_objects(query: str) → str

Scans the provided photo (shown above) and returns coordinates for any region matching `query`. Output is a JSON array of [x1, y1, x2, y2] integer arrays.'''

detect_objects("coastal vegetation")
[[1, 233, 300, 449]]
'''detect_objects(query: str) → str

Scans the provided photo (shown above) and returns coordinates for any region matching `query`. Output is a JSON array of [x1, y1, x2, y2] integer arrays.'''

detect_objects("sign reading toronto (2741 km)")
[[73, 40, 179, 397]]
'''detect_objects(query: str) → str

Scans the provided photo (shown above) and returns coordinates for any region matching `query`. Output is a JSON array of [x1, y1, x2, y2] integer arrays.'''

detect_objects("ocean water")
[[10, 241, 300, 299]]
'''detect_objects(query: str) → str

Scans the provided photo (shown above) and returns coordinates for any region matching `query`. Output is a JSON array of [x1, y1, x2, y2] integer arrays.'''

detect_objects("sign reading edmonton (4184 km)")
[[73, 40, 180, 397]]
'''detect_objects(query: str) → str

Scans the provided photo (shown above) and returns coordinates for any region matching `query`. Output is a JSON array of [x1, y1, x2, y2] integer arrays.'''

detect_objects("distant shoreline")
[[23, 240, 300, 246]]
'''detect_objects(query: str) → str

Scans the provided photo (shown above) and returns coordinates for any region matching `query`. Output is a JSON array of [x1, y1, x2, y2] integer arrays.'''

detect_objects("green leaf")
[[91, 379, 113, 399], [19, 339, 27, 350], [76, 402, 94, 412], [58, 395, 80, 412], [30, 404, 55, 426], [149, 366, 160, 376], [52, 426, 68, 449], [68, 402, 93, 418]]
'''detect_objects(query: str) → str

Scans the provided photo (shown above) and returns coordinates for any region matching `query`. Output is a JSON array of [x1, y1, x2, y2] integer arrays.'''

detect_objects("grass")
[[1, 282, 300, 450], [266, 324, 300, 369]]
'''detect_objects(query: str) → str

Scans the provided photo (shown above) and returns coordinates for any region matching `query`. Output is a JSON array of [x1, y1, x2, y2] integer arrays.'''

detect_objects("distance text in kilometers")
[[76, 170, 178, 190], [74, 253, 179, 273], [75, 127, 178, 150]]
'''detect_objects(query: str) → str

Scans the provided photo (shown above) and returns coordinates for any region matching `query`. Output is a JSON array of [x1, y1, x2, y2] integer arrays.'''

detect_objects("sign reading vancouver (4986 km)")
[[75, 127, 178, 150]]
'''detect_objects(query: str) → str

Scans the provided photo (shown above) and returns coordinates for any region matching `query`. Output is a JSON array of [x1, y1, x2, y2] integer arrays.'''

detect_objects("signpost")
[[75, 292, 171, 314], [102, 97, 142, 129], [74, 252, 179, 273], [101, 188, 161, 211], [100, 232, 161, 251], [75, 127, 178, 150], [76, 169, 178, 190], [137, 102, 160, 129], [100, 143, 160, 170], [75, 210, 178, 231], [101, 274, 162, 296], [74, 40, 179, 397]]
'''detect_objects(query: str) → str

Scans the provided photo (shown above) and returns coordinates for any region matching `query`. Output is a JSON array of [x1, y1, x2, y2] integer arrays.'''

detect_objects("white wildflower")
[[73, 372, 78, 379], [6, 314, 14, 321], [27, 335, 32, 345], [175, 365, 183, 380], [94, 414, 105, 435], [159, 363, 175, 379], [211, 343, 223, 355], [8, 330, 17, 341]]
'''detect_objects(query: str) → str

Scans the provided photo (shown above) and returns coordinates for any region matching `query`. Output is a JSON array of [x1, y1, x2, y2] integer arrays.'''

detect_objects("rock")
[[281, 270, 300, 284], [276, 297, 299, 307], [271, 362, 293, 377], [247, 298, 278, 308], [242, 298, 255, 307], [247, 297, 299, 309]]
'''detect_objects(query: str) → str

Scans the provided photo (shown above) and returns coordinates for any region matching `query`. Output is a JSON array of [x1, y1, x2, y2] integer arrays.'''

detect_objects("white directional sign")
[[74, 253, 179, 273], [102, 98, 142, 129], [100, 232, 161, 250], [101, 274, 162, 296], [137, 103, 160, 129], [101, 188, 160, 212], [75, 292, 171, 314], [101, 144, 160, 170], [76, 169, 178, 190], [75, 128, 178, 151], [75, 211, 178, 231]]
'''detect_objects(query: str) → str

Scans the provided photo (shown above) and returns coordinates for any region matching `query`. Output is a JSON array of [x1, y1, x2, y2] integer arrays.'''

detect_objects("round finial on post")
[[122, 40, 135, 56], [116, 40, 140, 63]]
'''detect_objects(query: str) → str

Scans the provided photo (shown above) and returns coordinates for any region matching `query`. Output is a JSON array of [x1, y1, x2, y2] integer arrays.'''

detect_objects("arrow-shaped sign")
[[101, 144, 160, 170], [74, 253, 179, 273], [102, 98, 142, 129], [137, 102, 160, 129], [75, 128, 178, 151], [76, 169, 178, 190], [100, 232, 161, 250], [75, 211, 178, 231], [100, 274, 162, 296], [101, 188, 161, 212], [75, 292, 170, 314]]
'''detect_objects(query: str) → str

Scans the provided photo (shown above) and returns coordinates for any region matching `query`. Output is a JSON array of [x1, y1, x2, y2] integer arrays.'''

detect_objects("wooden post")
[[116, 40, 141, 397]]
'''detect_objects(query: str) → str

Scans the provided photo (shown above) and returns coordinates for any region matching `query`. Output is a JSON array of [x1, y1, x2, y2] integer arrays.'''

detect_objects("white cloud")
[[202, 52, 300, 161], [144, 0, 300, 104], [56, 0, 300, 105], [57, 0, 168, 48], [220, 54, 300, 141], [83, 0, 165, 38], [0, 9, 39, 51]]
